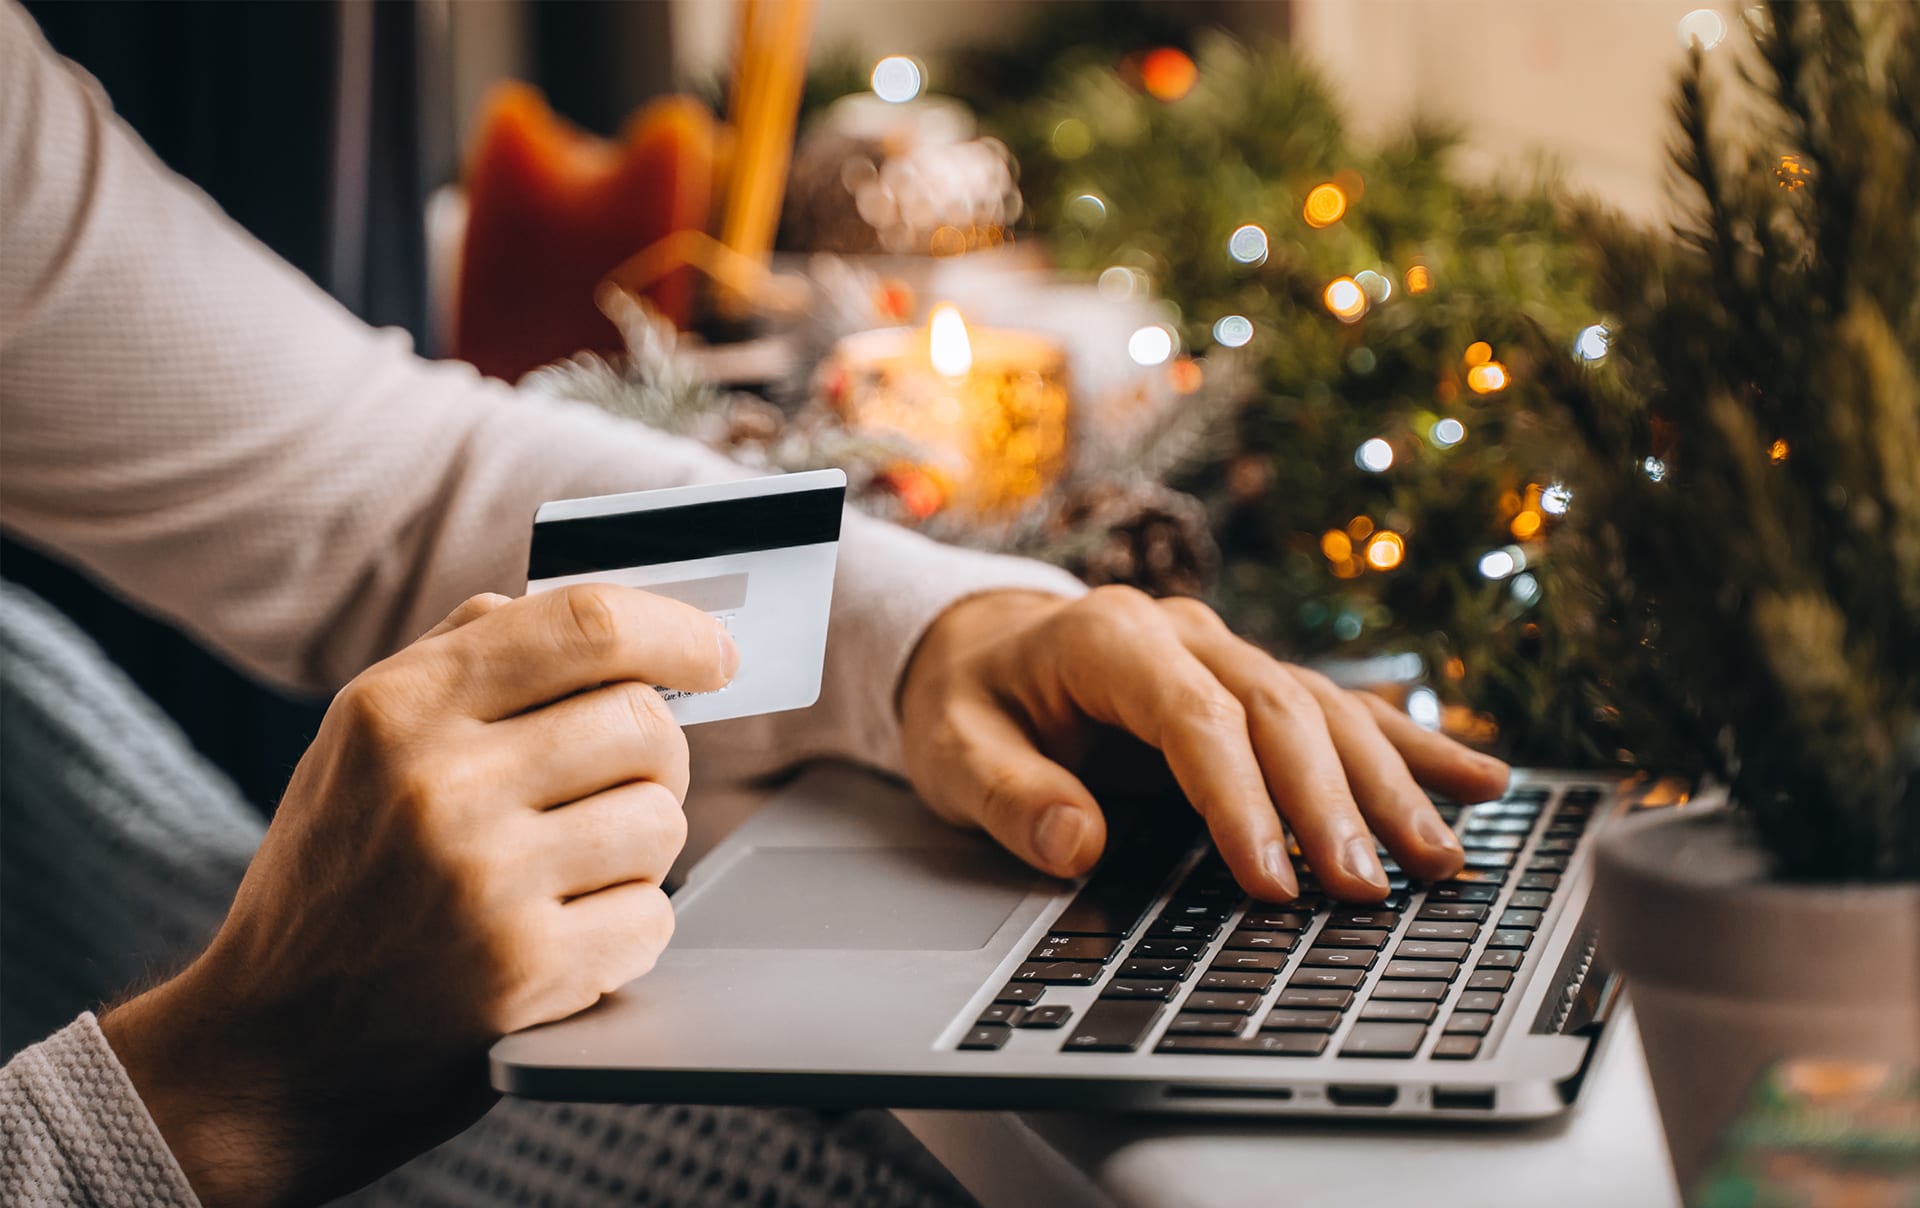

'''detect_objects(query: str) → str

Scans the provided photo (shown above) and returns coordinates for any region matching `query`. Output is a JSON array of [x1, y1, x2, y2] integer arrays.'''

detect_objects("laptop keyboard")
[[958, 783, 1607, 1060]]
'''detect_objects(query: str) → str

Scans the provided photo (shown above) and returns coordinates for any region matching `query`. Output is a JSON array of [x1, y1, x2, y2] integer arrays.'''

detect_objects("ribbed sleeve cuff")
[[1, 1013, 201, 1206]]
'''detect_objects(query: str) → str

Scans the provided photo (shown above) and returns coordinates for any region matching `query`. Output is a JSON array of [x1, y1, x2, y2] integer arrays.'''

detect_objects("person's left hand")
[[899, 587, 1510, 902]]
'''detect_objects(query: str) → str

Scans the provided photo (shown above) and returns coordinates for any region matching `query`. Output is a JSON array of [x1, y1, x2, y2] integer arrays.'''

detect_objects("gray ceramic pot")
[[1591, 807, 1920, 1192]]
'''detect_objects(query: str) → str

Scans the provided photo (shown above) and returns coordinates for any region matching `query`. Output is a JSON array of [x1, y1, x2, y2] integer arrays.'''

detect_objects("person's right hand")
[[99, 584, 737, 1208]]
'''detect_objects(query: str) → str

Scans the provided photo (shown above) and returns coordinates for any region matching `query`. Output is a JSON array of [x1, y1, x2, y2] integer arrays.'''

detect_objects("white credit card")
[[526, 469, 845, 726]]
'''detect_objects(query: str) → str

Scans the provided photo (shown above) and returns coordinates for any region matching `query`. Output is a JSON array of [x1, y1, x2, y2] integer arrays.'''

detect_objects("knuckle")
[[1159, 595, 1223, 630], [557, 582, 625, 661], [608, 680, 672, 740], [1179, 682, 1247, 731], [1085, 583, 1155, 619], [1245, 669, 1316, 721]]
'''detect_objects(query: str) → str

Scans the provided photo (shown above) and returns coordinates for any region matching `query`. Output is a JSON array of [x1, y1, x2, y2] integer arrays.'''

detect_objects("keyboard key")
[[960, 1025, 1012, 1050], [1404, 921, 1480, 942], [1368, 979, 1450, 1001], [1301, 947, 1378, 971], [1456, 990, 1505, 1012], [1464, 817, 1534, 834], [1018, 1005, 1073, 1029], [1341, 1022, 1429, 1058], [1275, 986, 1354, 1010], [1118, 958, 1195, 982], [1462, 851, 1518, 870], [1146, 918, 1223, 942], [1063, 999, 1167, 1052], [1486, 930, 1533, 951], [1183, 991, 1263, 1014], [1476, 949, 1523, 969], [1328, 909, 1400, 930], [1427, 883, 1499, 903], [1526, 854, 1571, 873], [1445, 1011, 1494, 1036], [1467, 969, 1514, 992], [1418, 903, 1489, 922], [1241, 908, 1315, 931], [1360, 999, 1437, 1023], [1013, 961, 1104, 985], [1101, 979, 1180, 1002], [1506, 890, 1552, 910], [1050, 840, 1185, 937], [1028, 936, 1122, 963], [1461, 833, 1526, 851], [1132, 939, 1207, 961], [1221, 928, 1298, 952], [1288, 967, 1367, 990], [1165, 1013, 1245, 1035], [1157, 1032, 1327, 1056], [1315, 928, 1391, 949], [995, 983, 1043, 1005], [1210, 949, 1289, 973], [1431, 1035, 1482, 1060], [1394, 940, 1469, 961], [1382, 959, 1459, 981], [1444, 867, 1507, 885], [1533, 837, 1578, 854], [1163, 901, 1233, 923], [977, 1004, 1024, 1026], [1261, 1009, 1342, 1032], [1498, 909, 1545, 931], [1517, 872, 1561, 891], [1199, 970, 1275, 992]]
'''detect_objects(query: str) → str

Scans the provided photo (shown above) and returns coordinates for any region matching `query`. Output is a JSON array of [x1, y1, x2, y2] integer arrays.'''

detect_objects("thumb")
[[918, 699, 1108, 879]]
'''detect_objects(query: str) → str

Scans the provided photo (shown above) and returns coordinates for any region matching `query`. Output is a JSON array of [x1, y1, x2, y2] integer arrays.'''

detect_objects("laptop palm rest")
[[672, 845, 1033, 951]]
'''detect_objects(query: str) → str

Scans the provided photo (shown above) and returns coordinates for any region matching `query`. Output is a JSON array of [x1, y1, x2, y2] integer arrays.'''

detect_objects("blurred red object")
[[455, 83, 714, 382]]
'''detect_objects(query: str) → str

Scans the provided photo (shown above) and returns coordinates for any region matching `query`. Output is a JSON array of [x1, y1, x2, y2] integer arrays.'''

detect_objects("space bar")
[[1047, 835, 1186, 937]]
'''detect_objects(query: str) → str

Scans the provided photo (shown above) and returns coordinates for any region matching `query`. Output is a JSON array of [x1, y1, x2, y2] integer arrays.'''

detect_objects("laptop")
[[492, 762, 1701, 1119]]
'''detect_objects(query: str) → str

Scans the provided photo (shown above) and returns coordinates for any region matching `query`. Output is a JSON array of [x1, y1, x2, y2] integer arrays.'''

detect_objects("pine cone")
[[1058, 482, 1219, 599]]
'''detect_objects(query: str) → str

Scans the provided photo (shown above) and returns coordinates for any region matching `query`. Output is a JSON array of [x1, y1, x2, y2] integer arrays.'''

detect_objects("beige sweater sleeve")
[[0, 2, 1084, 780]]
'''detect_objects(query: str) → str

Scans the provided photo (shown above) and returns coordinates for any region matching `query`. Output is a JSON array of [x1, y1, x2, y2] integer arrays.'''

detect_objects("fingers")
[[1043, 590, 1297, 901], [419, 592, 512, 641], [914, 694, 1108, 878], [476, 680, 692, 808], [533, 780, 688, 899], [1288, 670, 1466, 883], [1357, 692, 1511, 804], [427, 584, 739, 719], [559, 880, 676, 998]]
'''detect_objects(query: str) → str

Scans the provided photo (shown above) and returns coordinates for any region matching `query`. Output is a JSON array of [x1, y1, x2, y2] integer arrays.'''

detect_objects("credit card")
[[527, 469, 846, 725]]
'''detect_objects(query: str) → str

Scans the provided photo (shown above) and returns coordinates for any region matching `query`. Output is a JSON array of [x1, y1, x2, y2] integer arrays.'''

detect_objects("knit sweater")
[[0, 2, 1080, 1200]]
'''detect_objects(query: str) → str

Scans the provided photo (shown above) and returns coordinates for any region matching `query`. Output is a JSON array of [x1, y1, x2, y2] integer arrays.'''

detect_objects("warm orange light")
[[1776, 154, 1811, 190], [1444, 656, 1467, 681], [1141, 48, 1198, 102], [1330, 556, 1364, 580], [1324, 277, 1367, 321], [1321, 529, 1353, 562], [1464, 341, 1493, 366], [1467, 362, 1509, 394], [1346, 515, 1375, 541], [928, 303, 972, 378], [1170, 358, 1204, 393], [1303, 183, 1348, 228], [1365, 531, 1406, 570], [1510, 510, 1543, 540], [1769, 438, 1790, 463], [1405, 264, 1432, 294]]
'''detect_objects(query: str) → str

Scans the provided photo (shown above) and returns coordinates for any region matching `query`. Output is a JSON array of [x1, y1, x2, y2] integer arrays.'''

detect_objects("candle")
[[455, 83, 715, 382], [823, 304, 1071, 516]]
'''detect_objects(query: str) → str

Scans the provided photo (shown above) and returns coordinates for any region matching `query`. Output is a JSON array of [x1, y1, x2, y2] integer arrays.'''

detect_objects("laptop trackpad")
[[674, 846, 1037, 951]]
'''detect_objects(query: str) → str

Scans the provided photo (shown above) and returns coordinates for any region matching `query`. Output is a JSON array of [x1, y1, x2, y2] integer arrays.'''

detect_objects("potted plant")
[[1547, 1, 1919, 1190]]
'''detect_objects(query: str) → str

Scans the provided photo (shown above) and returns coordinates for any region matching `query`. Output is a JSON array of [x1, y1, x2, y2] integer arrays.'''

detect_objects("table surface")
[[681, 777, 1682, 1208]]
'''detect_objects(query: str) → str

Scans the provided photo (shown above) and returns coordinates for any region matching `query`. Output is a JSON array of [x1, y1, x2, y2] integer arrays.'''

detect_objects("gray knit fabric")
[[0, 581, 972, 1207]]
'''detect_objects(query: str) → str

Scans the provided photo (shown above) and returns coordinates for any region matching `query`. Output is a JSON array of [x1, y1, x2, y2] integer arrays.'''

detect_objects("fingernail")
[[715, 625, 740, 679], [1415, 812, 1463, 854], [1261, 841, 1299, 900], [1033, 805, 1085, 871], [1343, 836, 1390, 890]]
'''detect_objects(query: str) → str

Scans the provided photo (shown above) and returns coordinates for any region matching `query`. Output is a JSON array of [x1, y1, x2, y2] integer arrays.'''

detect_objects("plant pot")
[[1591, 807, 1920, 1194]]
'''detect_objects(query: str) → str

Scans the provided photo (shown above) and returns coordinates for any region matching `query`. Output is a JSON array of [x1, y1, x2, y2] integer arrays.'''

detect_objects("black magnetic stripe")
[[528, 484, 845, 580]]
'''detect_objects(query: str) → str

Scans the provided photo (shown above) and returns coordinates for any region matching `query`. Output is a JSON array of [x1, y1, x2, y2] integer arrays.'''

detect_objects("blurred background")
[[10, 0, 1740, 811]]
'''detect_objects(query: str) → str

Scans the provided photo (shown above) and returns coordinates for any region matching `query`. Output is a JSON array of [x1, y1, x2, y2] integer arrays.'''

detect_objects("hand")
[[99, 585, 737, 1208], [899, 587, 1509, 902]]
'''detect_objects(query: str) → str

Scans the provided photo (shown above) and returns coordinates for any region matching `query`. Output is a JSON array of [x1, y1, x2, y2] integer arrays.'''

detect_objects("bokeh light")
[[1050, 118, 1091, 159], [1354, 270, 1392, 302], [1324, 276, 1367, 321], [1067, 193, 1107, 227], [1213, 314, 1254, 347], [1303, 183, 1348, 228], [1769, 438, 1791, 463], [1128, 324, 1175, 366], [1141, 47, 1198, 102], [1405, 264, 1432, 294], [1677, 9, 1727, 50], [1365, 531, 1405, 570], [1355, 437, 1394, 473], [1511, 572, 1542, 606], [1321, 529, 1353, 562], [1478, 548, 1517, 580], [1431, 417, 1467, 448], [1228, 223, 1270, 265], [1464, 341, 1493, 366], [1643, 455, 1668, 482], [1466, 362, 1509, 394], [1407, 686, 1442, 730], [871, 56, 924, 103], [1097, 265, 1141, 299], [1541, 482, 1573, 515], [1574, 323, 1610, 362], [1510, 509, 1543, 540]]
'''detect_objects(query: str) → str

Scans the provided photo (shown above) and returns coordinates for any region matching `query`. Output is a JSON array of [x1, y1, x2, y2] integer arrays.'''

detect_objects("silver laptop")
[[493, 763, 1698, 1120]]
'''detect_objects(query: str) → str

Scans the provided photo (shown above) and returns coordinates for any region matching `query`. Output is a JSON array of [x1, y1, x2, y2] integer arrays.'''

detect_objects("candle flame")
[[929, 303, 973, 378]]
